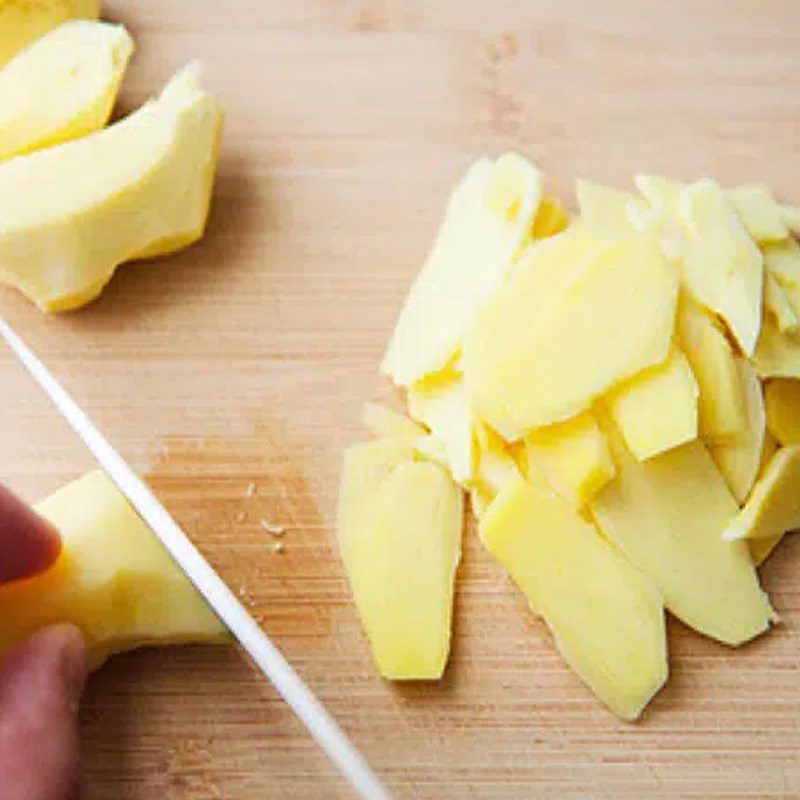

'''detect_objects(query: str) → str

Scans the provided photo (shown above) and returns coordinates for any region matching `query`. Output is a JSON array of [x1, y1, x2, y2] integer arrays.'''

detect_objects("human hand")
[[0, 485, 88, 800]]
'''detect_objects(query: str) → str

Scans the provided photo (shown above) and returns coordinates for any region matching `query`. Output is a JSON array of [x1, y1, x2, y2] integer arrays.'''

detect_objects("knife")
[[0, 316, 394, 800]]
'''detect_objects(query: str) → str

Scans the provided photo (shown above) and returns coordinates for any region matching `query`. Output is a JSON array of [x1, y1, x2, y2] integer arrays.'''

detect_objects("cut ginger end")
[[0, 21, 134, 162], [0, 62, 223, 313], [0, 471, 226, 670]]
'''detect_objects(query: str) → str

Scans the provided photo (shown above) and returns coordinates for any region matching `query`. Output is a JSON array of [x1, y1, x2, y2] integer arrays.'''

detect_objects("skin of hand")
[[0, 485, 88, 800]]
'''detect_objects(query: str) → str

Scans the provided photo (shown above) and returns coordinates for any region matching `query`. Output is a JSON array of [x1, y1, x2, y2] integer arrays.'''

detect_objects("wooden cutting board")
[[0, 1, 797, 797]]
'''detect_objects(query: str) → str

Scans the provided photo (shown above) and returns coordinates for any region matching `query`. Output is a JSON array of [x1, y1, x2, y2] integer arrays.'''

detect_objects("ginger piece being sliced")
[[0, 0, 100, 68], [381, 153, 542, 387], [606, 346, 699, 461], [0, 21, 133, 161], [480, 477, 667, 721], [338, 441, 463, 679], [590, 421, 774, 646], [723, 446, 800, 542], [0, 471, 227, 669], [0, 62, 223, 312]]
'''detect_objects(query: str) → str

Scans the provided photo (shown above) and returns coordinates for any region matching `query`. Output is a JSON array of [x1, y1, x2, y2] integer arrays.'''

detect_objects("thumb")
[[0, 624, 88, 800], [0, 484, 62, 583]]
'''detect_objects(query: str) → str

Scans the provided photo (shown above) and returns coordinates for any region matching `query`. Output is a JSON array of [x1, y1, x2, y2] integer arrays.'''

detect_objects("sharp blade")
[[0, 317, 394, 800]]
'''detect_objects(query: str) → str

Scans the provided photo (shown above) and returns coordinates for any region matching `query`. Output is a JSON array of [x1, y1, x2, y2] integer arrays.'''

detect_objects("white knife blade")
[[0, 316, 394, 800]]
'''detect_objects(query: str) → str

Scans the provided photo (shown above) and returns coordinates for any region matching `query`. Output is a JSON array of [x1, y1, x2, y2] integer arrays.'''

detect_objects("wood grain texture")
[[0, 1, 798, 797]]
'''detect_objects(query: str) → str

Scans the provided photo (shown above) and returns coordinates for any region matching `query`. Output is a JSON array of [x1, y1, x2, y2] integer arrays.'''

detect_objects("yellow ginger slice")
[[0, 21, 133, 161], [606, 347, 698, 461], [709, 358, 766, 503], [753, 314, 800, 379], [591, 421, 774, 646], [525, 412, 615, 507], [381, 153, 542, 386], [677, 294, 746, 442], [723, 446, 800, 542], [678, 179, 764, 356], [465, 231, 677, 437], [480, 477, 667, 721], [338, 440, 462, 679], [726, 185, 789, 243], [764, 272, 799, 332]]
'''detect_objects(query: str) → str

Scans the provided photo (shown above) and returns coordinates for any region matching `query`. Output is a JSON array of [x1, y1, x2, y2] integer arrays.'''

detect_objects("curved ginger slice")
[[763, 273, 799, 333], [725, 185, 789, 243], [480, 477, 667, 721], [381, 153, 542, 387], [0, 21, 133, 161], [723, 446, 800, 542], [677, 294, 746, 442], [591, 421, 774, 646], [710, 358, 766, 503], [679, 179, 764, 357], [408, 366, 474, 484], [0, 62, 222, 312], [753, 313, 800, 379]]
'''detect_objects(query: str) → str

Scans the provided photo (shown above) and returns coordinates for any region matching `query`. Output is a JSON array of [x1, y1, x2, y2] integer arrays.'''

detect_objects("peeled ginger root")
[[0, 471, 226, 669]]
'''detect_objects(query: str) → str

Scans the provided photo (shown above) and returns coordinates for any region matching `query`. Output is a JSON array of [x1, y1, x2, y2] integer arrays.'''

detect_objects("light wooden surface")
[[0, 1, 798, 797]]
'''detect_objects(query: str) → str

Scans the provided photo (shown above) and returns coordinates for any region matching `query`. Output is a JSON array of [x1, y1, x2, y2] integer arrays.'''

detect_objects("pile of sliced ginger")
[[339, 153, 800, 720]]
